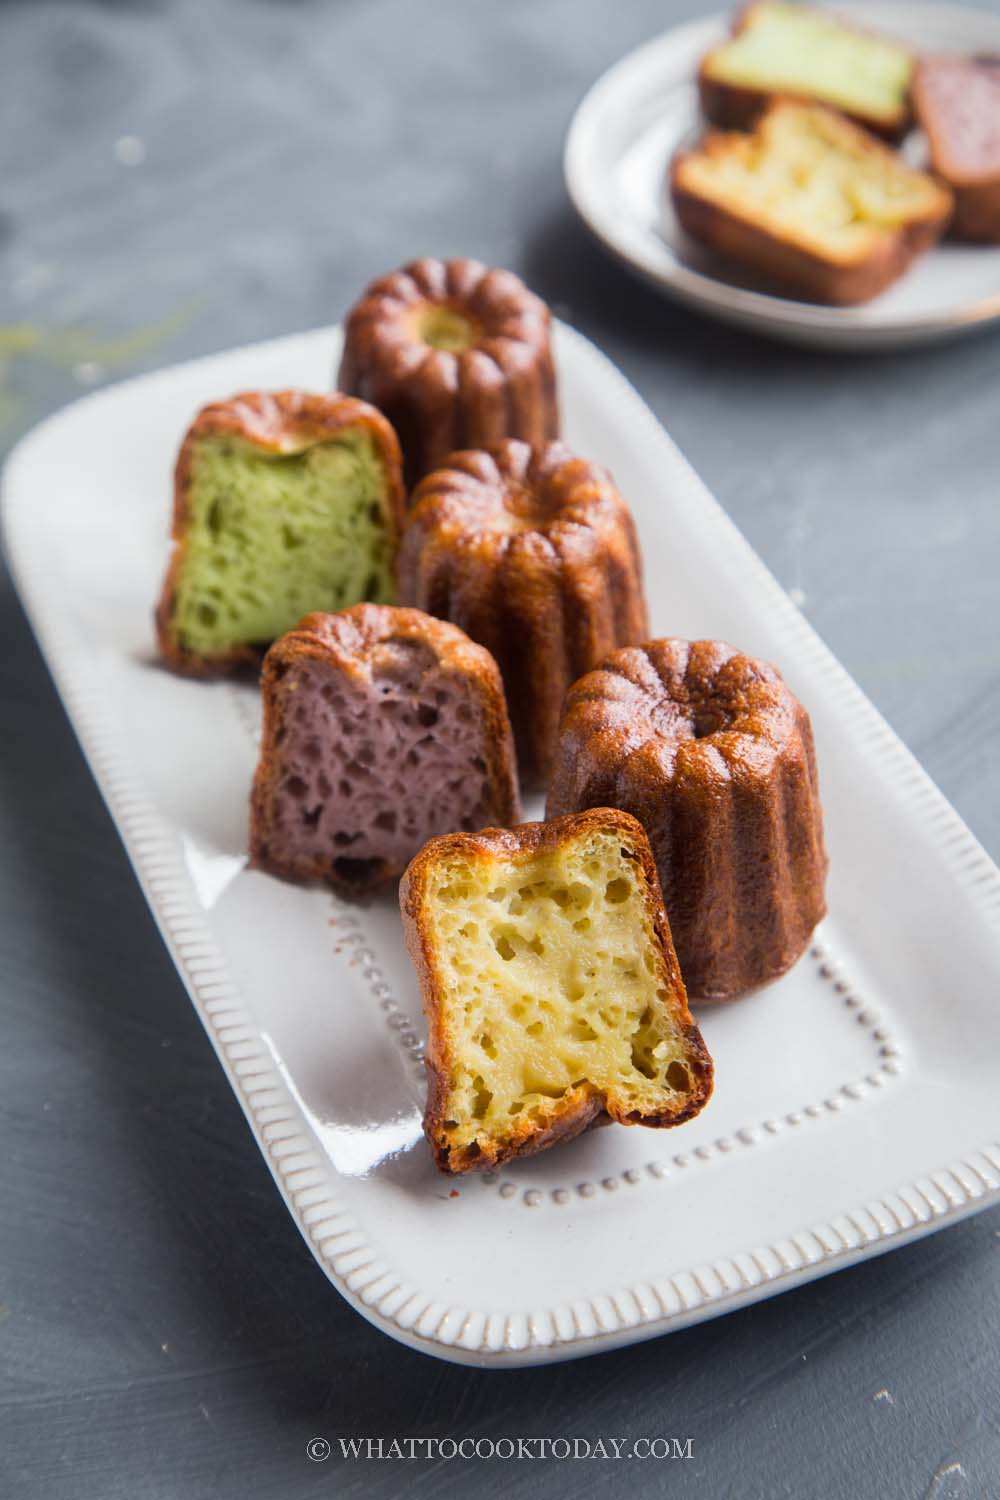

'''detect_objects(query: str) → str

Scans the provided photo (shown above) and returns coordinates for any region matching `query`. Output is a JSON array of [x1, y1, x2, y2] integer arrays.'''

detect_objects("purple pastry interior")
[[265, 637, 501, 885], [921, 57, 1000, 174]]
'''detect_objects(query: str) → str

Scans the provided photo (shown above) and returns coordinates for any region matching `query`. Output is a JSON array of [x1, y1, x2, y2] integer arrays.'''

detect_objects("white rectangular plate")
[[4, 323, 1000, 1367]]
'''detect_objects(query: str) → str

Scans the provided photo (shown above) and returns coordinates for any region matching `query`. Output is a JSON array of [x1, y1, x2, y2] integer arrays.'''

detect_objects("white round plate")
[[564, 2, 1000, 350]]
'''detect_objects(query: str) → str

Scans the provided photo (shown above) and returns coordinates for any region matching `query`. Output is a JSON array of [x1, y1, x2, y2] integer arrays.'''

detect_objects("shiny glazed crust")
[[547, 639, 828, 1003], [399, 809, 715, 1173], [399, 439, 648, 786], [249, 604, 521, 894], [671, 108, 952, 306], [698, 3, 913, 141], [337, 257, 559, 490], [912, 58, 1000, 242], [155, 390, 406, 677]]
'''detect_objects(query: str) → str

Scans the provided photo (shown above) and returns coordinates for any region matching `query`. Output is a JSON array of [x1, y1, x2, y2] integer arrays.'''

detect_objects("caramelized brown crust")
[[155, 390, 406, 677], [399, 439, 648, 787], [547, 640, 828, 1003], [698, 4, 913, 141], [665, 101, 953, 306], [249, 603, 521, 894], [399, 809, 714, 1173], [912, 57, 1000, 242], [697, 75, 911, 145], [337, 257, 559, 490], [671, 169, 949, 305]]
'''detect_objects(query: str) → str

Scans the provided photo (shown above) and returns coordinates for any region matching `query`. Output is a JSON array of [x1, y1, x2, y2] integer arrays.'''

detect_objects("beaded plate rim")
[[227, 684, 907, 1214]]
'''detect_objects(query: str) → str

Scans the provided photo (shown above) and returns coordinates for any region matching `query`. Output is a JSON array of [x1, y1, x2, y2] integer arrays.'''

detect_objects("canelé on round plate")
[[912, 56, 1000, 242]]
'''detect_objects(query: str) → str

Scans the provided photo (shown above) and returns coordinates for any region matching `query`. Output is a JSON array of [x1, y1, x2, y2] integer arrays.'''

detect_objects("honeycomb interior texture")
[[262, 639, 501, 885], [425, 829, 695, 1156], [681, 105, 945, 255], [172, 429, 394, 657]]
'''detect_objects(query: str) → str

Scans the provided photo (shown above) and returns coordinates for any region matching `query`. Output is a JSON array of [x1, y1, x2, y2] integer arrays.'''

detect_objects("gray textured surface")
[[1, 1, 999, 1496]]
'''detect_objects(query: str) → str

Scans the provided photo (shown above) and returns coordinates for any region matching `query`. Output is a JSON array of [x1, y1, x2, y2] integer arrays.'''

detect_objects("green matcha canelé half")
[[156, 390, 405, 674]]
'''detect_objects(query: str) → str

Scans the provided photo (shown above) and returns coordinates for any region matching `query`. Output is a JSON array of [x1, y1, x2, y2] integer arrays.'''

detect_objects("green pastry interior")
[[171, 429, 394, 658], [706, 4, 912, 124]]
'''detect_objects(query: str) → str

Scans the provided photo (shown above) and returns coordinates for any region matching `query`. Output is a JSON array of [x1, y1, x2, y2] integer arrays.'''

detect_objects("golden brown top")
[[181, 388, 404, 463], [404, 805, 652, 873], [558, 638, 807, 785], [341, 257, 551, 378], [401, 437, 637, 562], [262, 603, 507, 687]]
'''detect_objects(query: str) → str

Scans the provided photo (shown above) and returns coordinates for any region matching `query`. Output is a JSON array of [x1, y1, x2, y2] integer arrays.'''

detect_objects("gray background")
[[2, 1, 999, 1496]]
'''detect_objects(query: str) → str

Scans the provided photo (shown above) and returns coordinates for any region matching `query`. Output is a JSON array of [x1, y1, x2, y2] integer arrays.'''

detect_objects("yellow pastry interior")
[[412, 304, 480, 352], [424, 827, 695, 1157], [679, 104, 947, 260]]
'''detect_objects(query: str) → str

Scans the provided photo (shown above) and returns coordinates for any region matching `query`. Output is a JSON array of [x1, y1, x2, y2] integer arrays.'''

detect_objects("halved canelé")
[[400, 809, 713, 1173], [698, 2, 914, 140], [250, 605, 521, 894], [671, 102, 952, 306], [156, 390, 405, 675], [912, 56, 1000, 242]]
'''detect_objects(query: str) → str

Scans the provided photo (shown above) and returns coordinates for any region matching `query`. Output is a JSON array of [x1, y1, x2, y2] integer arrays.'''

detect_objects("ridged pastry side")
[[338, 256, 559, 490], [399, 439, 648, 786], [547, 639, 828, 1003]]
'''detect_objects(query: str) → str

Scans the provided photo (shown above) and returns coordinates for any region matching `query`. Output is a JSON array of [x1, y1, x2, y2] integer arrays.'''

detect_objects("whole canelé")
[[546, 638, 828, 1002], [399, 439, 649, 786], [337, 257, 558, 490]]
